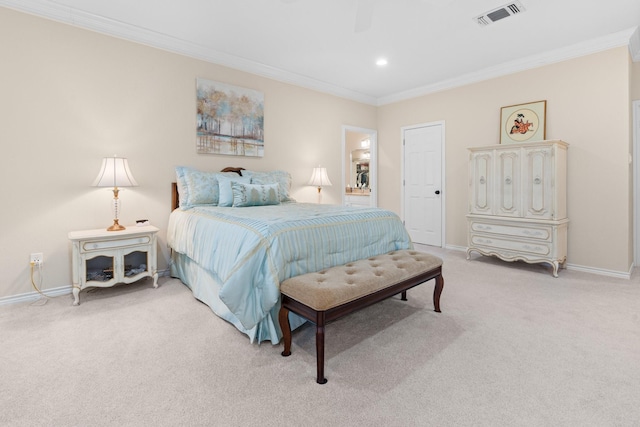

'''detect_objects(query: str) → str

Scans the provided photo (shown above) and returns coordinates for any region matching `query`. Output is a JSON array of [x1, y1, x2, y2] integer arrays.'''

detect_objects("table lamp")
[[308, 166, 332, 204], [92, 155, 138, 231]]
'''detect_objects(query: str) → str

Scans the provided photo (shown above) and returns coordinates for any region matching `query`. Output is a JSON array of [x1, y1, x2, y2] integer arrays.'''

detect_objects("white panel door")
[[403, 124, 443, 246]]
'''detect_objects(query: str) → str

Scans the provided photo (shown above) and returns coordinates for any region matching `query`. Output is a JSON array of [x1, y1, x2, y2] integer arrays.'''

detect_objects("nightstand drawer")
[[81, 236, 151, 252]]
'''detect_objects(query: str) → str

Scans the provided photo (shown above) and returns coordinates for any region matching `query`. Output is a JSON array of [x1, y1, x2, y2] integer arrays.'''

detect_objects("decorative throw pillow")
[[243, 170, 294, 202], [175, 167, 220, 209], [231, 182, 280, 207], [218, 174, 251, 207]]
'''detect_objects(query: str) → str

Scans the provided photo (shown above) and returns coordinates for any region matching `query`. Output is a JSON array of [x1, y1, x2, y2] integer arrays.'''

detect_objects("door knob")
[[435, 190, 440, 195]]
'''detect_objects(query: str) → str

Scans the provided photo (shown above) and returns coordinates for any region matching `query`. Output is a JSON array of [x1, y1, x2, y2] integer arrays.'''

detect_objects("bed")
[[167, 167, 413, 344]]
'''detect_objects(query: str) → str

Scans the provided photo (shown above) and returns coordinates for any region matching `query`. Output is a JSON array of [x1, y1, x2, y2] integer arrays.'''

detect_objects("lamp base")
[[107, 219, 125, 231]]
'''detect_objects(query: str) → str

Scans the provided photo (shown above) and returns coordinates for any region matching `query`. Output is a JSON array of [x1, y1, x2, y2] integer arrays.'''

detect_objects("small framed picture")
[[500, 100, 546, 144]]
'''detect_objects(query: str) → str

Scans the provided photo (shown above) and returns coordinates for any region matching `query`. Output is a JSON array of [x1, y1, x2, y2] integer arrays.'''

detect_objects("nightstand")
[[68, 225, 159, 305]]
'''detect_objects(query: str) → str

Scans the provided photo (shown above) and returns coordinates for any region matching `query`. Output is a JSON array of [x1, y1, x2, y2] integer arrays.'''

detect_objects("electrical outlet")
[[30, 253, 43, 266]]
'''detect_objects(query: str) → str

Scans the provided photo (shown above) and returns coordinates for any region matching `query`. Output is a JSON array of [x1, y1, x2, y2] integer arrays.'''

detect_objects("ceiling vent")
[[474, 1, 526, 27]]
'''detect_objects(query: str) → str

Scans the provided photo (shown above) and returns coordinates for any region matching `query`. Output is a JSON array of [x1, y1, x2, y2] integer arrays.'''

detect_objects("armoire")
[[466, 140, 568, 277]]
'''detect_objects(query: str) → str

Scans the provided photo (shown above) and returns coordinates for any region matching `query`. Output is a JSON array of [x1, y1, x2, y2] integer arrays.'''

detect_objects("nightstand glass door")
[[124, 250, 149, 279], [86, 255, 115, 283]]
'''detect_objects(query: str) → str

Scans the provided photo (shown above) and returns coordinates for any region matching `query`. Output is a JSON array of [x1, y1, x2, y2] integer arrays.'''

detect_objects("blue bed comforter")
[[167, 203, 412, 337]]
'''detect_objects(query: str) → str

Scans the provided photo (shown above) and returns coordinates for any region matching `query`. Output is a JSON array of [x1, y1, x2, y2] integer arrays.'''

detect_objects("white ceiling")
[[3, 0, 640, 105]]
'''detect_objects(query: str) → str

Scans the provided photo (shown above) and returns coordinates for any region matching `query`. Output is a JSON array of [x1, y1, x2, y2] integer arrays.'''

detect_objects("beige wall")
[[378, 47, 633, 273], [1, 7, 637, 300], [0, 8, 376, 299]]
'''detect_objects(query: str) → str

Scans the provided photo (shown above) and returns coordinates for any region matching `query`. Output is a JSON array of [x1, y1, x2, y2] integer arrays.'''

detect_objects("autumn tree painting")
[[196, 78, 264, 157]]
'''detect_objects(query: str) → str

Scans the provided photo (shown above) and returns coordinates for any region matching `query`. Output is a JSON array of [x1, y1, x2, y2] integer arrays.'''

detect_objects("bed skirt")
[[170, 251, 307, 344]]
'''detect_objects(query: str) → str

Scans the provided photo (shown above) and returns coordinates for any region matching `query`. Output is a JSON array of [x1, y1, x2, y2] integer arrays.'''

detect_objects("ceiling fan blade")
[[354, 0, 375, 33]]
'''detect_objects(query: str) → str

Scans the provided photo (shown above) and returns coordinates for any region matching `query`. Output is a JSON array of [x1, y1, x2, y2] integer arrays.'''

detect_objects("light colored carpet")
[[1, 246, 639, 427]]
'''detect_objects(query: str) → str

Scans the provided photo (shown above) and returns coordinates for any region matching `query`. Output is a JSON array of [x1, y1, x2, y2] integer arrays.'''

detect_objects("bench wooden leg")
[[316, 312, 327, 384], [400, 274, 444, 312], [279, 306, 292, 357], [433, 274, 444, 313]]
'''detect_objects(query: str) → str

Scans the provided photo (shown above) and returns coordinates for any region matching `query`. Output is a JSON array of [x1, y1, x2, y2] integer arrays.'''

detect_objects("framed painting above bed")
[[196, 78, 264, 157]]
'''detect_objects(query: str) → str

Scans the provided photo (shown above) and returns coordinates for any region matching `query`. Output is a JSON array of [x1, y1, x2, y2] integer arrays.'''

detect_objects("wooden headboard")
[[171, 167, 245, 211], [171, 182, 179, 211]]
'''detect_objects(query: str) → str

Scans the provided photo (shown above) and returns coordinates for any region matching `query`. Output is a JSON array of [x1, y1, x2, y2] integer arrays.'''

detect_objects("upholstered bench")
[[278, 250, 444, 384]]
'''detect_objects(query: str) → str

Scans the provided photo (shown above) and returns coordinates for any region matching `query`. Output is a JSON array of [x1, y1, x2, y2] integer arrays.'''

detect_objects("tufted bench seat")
[[279, 250, 444, 384]]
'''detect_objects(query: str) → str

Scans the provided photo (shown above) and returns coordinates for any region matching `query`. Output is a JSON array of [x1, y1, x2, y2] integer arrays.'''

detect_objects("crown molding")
[[377, 27, 638, 106], [0, 0, 378, 105], [630, 26, 640, 62], [1, 1, 635, 107]]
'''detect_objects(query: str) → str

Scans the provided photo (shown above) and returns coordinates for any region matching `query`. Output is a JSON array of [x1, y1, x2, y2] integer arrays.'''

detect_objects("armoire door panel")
[[496, 149, 521, 217], [524, 147, 553, 219], [470, 152, 493, 214]]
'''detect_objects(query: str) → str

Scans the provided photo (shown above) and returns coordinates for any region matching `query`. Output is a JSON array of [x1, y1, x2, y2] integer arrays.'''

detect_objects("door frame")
[[341, 125, 378, 207], [401, 121, 446, 248], [634, 100, 640, 266]]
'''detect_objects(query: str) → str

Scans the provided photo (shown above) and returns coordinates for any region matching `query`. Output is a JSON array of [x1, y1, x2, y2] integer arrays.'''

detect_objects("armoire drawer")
[[469, 220, 552, 242], [469, 234, 552, 256]]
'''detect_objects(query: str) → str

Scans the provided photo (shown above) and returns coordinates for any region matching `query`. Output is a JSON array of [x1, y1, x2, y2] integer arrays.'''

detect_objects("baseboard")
[[0, 285, 73, 306], [0, 269, 172, 307], [564, 263, 631, 280], [445, 244, 632, 279]]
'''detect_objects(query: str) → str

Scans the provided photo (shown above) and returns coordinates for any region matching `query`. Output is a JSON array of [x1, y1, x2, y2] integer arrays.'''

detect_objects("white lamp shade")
[[93, 156, 138, 188], [308, 167, 332, 187]]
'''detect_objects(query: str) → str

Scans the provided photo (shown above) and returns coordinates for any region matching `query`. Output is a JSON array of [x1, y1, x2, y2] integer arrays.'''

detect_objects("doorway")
[[401, 121, 445, 247], [342, 126, 377, 207]]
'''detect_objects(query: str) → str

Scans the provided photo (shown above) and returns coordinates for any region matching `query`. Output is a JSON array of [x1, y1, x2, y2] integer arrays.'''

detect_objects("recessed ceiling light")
[[376, 58, 388, 66]]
